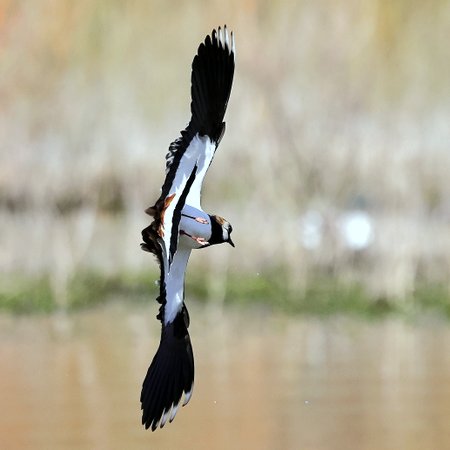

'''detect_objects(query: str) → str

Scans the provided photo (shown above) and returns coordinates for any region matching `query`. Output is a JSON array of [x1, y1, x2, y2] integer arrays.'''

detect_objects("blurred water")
[[0, 302, 449, 450]]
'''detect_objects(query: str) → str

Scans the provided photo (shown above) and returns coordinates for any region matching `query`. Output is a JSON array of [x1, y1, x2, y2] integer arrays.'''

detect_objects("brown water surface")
[[0, 302, 449, 450]]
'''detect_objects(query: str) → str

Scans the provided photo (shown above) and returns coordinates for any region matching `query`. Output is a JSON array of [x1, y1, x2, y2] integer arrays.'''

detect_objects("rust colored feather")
[[158, 193, 176, 237]]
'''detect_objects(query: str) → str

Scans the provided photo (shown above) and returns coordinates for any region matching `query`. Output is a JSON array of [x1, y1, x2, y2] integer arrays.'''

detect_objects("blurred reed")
[[0, 0, 449, 311]]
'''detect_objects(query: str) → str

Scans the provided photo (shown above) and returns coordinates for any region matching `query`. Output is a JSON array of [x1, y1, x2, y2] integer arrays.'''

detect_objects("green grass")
[[66, 271, 156, 309], [0, 271, 158, 314], [218, 273, 395, 317], [412, 283, 450, 317], [0, 276, 54, 313], [1, 270, 448, 318]]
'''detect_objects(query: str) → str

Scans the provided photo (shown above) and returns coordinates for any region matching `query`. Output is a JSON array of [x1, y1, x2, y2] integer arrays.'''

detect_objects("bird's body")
[[140, 26, 235, 431], [179, 205, 211, 248]]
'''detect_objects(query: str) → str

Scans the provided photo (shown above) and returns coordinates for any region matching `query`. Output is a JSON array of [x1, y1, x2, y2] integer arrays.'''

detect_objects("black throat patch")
[[208, 215, 223, 246]]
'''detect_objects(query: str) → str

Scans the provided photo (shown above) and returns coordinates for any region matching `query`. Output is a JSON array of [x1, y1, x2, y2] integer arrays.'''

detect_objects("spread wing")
[[144, 26, 235, 264]]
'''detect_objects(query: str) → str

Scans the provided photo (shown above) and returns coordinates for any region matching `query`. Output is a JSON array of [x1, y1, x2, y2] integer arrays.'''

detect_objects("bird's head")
[[208, 215, 235, 248]]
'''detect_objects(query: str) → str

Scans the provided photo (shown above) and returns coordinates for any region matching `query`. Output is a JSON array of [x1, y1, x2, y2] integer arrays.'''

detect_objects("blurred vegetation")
[[0, 0, 449, 315], [1, 269, 449, 318]]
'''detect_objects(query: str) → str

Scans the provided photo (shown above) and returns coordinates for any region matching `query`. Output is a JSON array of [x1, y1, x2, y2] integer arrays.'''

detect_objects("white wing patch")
[[185, 134, 217, 209], [163, 247, 191, 324]]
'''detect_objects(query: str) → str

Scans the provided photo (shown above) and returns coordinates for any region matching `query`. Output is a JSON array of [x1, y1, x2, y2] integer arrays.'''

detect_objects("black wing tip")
[[141, 309, 195, 431], [189, 25, 235, 142]]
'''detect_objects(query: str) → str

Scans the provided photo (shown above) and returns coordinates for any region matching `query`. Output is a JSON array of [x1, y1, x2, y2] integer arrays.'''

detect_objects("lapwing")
[[140, 26, 235, 431]]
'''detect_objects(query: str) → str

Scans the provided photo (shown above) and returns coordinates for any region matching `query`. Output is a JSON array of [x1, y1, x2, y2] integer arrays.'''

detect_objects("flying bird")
[[140, 26, 235, 431]]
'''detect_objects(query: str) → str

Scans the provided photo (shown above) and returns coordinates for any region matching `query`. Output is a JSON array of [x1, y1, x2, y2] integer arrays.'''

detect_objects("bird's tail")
[[141, 306, 194, 431], [190, 25, 235, 143]]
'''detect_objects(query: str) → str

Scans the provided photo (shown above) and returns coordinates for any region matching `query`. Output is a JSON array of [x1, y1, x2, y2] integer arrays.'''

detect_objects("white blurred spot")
[[339, 210, 373, 250], [300, 210, 323, 249]]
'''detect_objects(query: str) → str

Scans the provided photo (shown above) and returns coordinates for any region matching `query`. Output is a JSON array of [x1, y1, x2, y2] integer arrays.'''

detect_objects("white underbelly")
[[178, 204, 211, 249]]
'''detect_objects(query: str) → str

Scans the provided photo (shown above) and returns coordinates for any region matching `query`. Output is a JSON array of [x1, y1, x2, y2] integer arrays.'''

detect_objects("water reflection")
[[0, 303, 449, 450]]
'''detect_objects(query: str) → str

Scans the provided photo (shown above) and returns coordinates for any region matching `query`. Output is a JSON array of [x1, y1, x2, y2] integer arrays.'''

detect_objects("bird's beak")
[[228, 237, 235, 248]]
